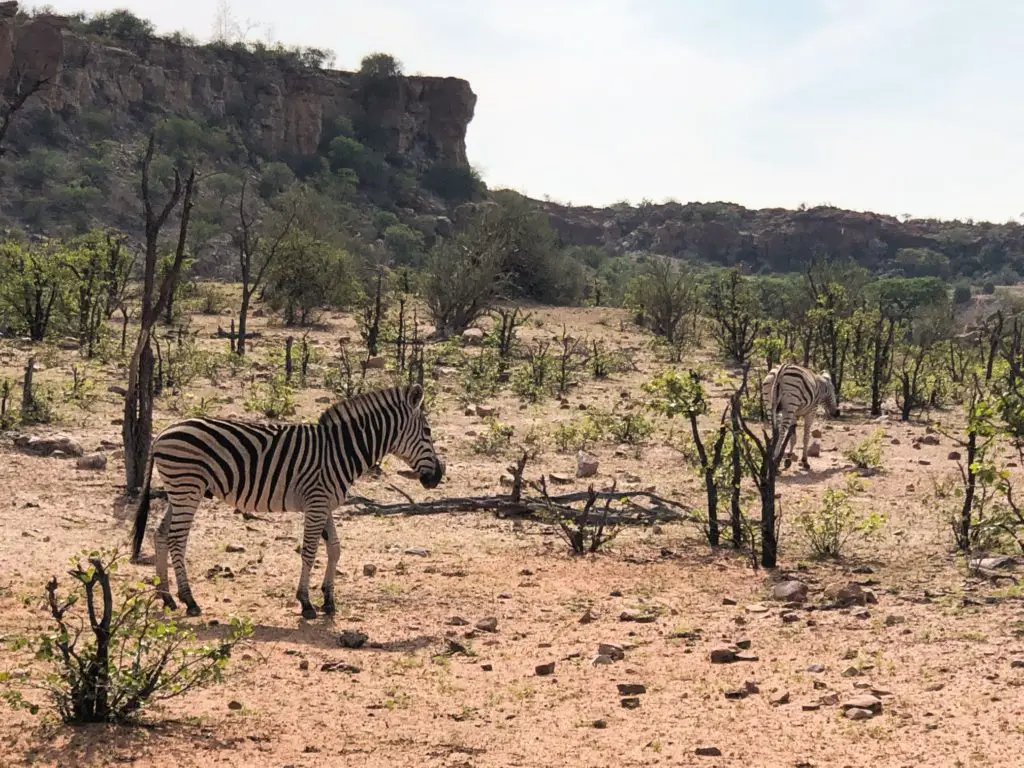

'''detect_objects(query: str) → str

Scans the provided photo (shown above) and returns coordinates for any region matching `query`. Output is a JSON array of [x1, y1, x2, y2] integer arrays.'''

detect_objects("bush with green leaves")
[[244, 375, 296, 419], [552, 416, 604, 453], [471, 417, 514, 455], [843, 427, 885, 472], [0, 550, 252, 724], [459, 350, 503, 405], [794, 474, 885, 557]]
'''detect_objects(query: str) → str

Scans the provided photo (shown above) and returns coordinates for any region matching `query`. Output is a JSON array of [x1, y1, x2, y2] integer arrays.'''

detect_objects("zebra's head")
[[818, 372, 841, 418], [394, 383, 445, 489]]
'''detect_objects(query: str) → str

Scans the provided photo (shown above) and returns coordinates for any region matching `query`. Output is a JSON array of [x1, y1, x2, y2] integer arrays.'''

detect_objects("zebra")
[[130, 383, 444, 620], [761, 363, 840, 469]]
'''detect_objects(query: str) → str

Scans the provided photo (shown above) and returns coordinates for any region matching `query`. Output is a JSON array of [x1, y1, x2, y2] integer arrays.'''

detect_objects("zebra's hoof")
[[321, 599, 336, 616], [185, 604, 202, 618], [301, 606, 317, 620], [160, 594, 178, 611]]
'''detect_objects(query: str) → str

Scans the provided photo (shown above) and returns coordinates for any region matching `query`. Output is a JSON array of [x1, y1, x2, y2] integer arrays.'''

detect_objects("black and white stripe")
[[762, 363, 840, 469], [130, 383, 444, 619]]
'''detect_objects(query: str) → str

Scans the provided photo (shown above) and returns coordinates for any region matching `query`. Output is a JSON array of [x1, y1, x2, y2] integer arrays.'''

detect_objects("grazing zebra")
[[130, 384, 444, 619], [761, 363, 840, 469]]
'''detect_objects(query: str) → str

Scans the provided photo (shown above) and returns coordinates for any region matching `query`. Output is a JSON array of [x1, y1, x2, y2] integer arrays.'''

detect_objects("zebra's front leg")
[[320, 514, 341, 616], [296, 508, 328, 620], [154, 505, 177, 611], [166, 494, 202, 617], [800, 417, 814, 469]]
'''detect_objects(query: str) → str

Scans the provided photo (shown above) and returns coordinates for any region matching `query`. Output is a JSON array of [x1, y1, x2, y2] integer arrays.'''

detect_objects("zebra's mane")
[[317, 385, 412, 428]]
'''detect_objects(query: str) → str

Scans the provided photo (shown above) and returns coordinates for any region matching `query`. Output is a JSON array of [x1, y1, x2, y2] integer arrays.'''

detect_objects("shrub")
[[422, 163, 485, 204], [982, 281, 996, 295], [383, 223, 426, 265], [471, 417, 514, 455], [0, 549, 252, 724], [244, 375, 296, 419], [843, 428, 885, 472], [552, 416, 604, 453], [794, 474, 884, 557], [953, 282, 972, 306]]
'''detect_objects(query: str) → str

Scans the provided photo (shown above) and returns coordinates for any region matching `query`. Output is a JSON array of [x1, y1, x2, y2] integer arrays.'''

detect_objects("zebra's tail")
[[130, 453, 156, 562]]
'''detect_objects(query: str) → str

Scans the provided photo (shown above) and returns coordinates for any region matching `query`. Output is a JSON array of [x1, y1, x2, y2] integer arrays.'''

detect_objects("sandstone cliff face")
[[2, 5, 475, 169]]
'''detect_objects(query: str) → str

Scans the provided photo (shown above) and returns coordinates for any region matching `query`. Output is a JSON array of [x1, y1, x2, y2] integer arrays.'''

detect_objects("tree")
[[123, 134, 196, 492], [627, 255, 700, 353], [262, 230, 361, 326], [233, 176, 298, 355], [64, 229, 135, 356], [706, 268, 760, 364], [0, 238, 72, 342]]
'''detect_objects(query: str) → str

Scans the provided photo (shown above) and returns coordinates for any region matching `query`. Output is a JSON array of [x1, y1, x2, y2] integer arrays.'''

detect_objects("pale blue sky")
[[37, 1, 1024, 223]]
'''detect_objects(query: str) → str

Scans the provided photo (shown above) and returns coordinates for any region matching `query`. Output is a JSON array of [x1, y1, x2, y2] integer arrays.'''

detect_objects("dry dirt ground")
[[1, 294, 1023, 768]]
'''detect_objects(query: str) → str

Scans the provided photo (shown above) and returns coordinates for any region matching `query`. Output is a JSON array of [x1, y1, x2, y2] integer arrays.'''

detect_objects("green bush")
[[422, 163, 485, 204], [953, 282, 972, 306], [794, 474, 884, 558]]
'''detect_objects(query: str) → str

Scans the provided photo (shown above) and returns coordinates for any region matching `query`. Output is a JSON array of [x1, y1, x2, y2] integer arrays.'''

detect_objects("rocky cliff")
[[1, 4, 476, 170]]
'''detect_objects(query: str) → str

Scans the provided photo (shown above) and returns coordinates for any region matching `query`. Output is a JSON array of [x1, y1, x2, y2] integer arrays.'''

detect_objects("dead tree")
[[359, 267, 388, 357], [234, 176, 296, 356], [123, 134, 196, 492], [20, 357, 35, 418]]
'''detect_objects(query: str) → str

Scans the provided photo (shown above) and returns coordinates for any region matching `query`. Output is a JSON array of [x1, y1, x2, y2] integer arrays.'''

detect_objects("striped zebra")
[[761, 363, 840, 469], [130, 384, 444, 620]]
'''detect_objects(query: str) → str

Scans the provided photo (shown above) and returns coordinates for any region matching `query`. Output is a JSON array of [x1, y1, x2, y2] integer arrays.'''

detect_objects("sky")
[[36, 1, 1024, 223]]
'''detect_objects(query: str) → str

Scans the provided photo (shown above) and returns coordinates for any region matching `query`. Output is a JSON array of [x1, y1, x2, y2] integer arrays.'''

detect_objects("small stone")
[[227, 700, 243, 710], [735, 638, 752, 650], [461, 327, 485, 345], [298, 660, 309, 671], [851, 608, 871, 619], [481, 663, 493, 671], [811, 429, 823, 439], [1010, 660, 1024, 669], [806, 441, 821, 458], [722, 597, 737, 606], [619, 610, 657, 623], [819, 692, 840, 706], [801, 703, 820, 711], [695, 747, 722, 757], [823, 581, 871, 607], [724, 689, 748, 700], [363, 564, 377, 577], [593, 718, 608, 729], [948, 451, 962, 461], [321, 661, 361, 673], [362, 356, 386, 370], [598, 643, 625, 661], [770, 691, 790, 706], [744, 680, 759, 694], [475, 404, 498, 418], [225, 544, 245, 553], [579, 609, 597, 624], [772, 580, 808, 603], [919, 433, 940, 445], [592, 654, 613, 666], [781, 612, 799, 623], [338, 630, 368, 649], [446, 616, 469, 626], [710, 649, 737, 664], [806, 664, 825, 673], [535, 662, 555, 676], [404, 547, 430, 557], [844, 707, 874, 720], [75, 453, 107, 471], [475, 616, 498, 632], [617, 683, 646, 696], [620, 697, 641, 709], [744, 603, 769, 613], [842, 666, 861, 677], [852, 565, 874, 574], [576, 451, 600, 478], [925, 683, 944, 691]]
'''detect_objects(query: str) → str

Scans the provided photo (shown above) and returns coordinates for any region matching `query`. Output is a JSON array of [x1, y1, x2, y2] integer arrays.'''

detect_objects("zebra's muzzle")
[[419, 457, 445, 489]]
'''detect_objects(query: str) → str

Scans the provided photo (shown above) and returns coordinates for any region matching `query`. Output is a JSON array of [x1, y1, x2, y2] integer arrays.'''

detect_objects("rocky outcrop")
[[2, 4, 475, 169]]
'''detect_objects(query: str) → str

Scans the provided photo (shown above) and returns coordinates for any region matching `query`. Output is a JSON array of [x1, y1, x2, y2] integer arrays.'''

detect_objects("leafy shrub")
[[459, 350, 502, 405], [471, 418, 514, 455], [0, 549, 252, 724], [843, 428, 885, 472], [552, 417, 604, 453], [794, 474, 884, 557], [953, 282, 972, 306], [81, 10, 156, 41], [244, 375, 296, 419], [983, 281, 996, 295], [422, 163, 485, 204], [383, 223, 426, 265]]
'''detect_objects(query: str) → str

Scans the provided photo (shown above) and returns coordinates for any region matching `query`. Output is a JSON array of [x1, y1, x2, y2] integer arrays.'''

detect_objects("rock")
[[592, 718, 608, 729], [446, 616, 469, 626], [770, 691, 790, 706], [851, 608, 871, 619], [695, 747, 722, 757], [802, 702, 820, 711], [617, 683, 646, 696], [576, 451, 599, 478], [970, 555, 1015, 570], [592, 654, 613, 666], [735, 638, 752, 650], [841, 666, 861, 677], [819, 692, 840, 706], [842, 694, 882, 713], [404, 547, 430, 557], [434, 216, 453, 237], [598, 643, 625, 661], [225, 544, 245, 553], [475, 404, 498, 418], [363, 564, 377, 577], [338, 630, 368, 649], [619, 610, 657, 623], [461, 327, 485, 345], [475, 616, 498, 632], [535, 662, 555, 676], [811, 429, 823, 439], [772, 580, 808, 603], [710, 649, 737, 664], [321, 661, 361, 673], [948, 451, 962, 460], [918, 434, 940, 445], [807, 664, 825, 673], [722, 597, 737, 606], [298, 659, 309, 671], [227, 700, 243, 710], [481, 663, 492, 671], [107, 385, 127, 396], [844, 707, 875, 720], [744, 603, 769, 613], [620, 697, 641, 709], [724, 688, 748, 700], [806, 441, 821, 458], [781, 612, 799, 623], [19, 434, 84, 457], [578, 608, 597, 624], [548, 472, 573, 485], [823, 581, 872, 607], [362, 356, 386, 370], [75, 453, 107, 471], [1010, 659, 1024, 669], [884, 614, 904, 626]]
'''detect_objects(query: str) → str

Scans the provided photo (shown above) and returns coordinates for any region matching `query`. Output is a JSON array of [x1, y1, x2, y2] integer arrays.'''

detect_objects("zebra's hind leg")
[[799, 417, 814, 469], [320, 514, 341, 616], [296, 506, 327, 620], [154, 505, 177, 611], [166, 490, 202, 617]]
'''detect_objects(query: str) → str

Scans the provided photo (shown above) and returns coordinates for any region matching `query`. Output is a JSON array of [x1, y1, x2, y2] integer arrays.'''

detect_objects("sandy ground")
[[1, 297, 1023, 768]]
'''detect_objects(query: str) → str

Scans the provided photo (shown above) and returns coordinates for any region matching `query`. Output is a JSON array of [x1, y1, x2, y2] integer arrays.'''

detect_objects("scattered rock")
[[842, 694, 882, 713], [481, 663, 493, 671], [617, 683, 646, 696], [806, 664, 825, 673], [806, 441, 821, 458], [745, 603, 770, 613], [772, 580, 808, 603], [298, 659, 309, 671], [770, 691, 791, 706], [823, 581, 874, 607], [948, 451, 962, 461], [446, 616, 469, 626], [598, 643, 625, 661], [620, 697, 641, 709], [535, 662, 555, 676], [695, 747, 722, 757], [107, 385, 127, 396], [970, 555, 1015, 570], [16, 434, 84, 457], [592, 719, 608, 729], [576, 451, 600, 478], [884, 614, 905, 626], [474, 404, 498, 418], [811, 429, 823, 439], [321, 661, 361, 673], [819, 692, 840, 706], [475, 617, 498, 632], [224, 544, 245, 554], [722, 597, 737, 606], [363, 564, 377, 577], [844, 707, 875, 720], [76, 453, 107, 471], [919, 433, 940, 445], [710, 649, 737, 664], [362, 356, 386, 370], [735, 638, 752, 650], [781, 612, 799, 623], [404, 547, 430, 557], [842, 666, 862, 677], [801, 702, 820, 711], [227, 700, 243, 711], [338, 630, 368, 649], [619, 610, 658, 623], [548, 472, 573, 485], [851, 608, 871, 619], [1010, 660, 1024, 669], [592, 654, 613, 666], [724, 688, 748, 700], [579, 608, 597, 624]]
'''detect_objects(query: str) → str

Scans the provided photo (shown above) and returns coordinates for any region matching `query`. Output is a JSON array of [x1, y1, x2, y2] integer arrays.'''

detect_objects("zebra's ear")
[[406, 383, 424, 409]]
